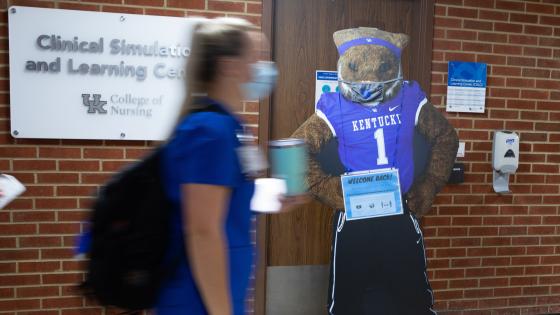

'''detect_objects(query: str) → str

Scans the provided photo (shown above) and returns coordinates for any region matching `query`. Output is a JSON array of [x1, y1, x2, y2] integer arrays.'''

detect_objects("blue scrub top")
[[156, 99, 255, 315]]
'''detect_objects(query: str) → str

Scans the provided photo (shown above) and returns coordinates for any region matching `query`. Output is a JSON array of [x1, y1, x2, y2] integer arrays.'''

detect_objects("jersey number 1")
[[374, 128, 389, 165]]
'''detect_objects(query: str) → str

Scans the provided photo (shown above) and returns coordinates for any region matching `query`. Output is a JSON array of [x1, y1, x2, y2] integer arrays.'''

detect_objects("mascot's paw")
[[405, 179, 436, 217]]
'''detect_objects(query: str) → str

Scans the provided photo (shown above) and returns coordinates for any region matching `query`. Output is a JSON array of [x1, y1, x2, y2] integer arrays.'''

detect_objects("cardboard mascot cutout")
[[291, 28, 459, 314]]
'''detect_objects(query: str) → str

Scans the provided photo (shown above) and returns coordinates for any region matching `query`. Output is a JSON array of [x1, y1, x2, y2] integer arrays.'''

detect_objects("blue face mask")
[[338, 76, 402, 104], [242, 61, 278, 101], [338, 63, 403, 104]]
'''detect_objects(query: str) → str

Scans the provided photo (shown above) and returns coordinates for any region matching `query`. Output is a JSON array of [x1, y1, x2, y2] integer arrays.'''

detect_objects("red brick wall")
[[0, 0, 261, 314], [427, 0, 560, 314]]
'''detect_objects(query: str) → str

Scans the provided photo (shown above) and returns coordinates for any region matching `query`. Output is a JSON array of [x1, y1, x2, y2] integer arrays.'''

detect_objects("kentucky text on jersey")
[[352, 113, 402, 131]]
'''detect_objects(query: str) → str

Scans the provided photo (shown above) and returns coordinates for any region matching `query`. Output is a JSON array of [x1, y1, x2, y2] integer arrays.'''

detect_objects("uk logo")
[[82, 94, 107, 114]]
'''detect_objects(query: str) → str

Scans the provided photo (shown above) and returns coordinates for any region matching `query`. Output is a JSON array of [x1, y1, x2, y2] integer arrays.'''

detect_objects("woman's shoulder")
[[176, 111, 236, 138]]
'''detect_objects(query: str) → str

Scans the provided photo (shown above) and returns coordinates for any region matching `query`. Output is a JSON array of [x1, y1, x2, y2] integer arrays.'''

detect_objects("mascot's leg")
[[327, 210, 384, 315], [328, 210, 349, 315], [362, 204, 436, 315], [328, 205, 436, 315]]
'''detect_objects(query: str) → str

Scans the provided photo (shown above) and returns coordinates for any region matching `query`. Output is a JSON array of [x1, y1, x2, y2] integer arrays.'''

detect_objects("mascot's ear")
[[387, 32, 409, 50], [333, 28, 359, 48]]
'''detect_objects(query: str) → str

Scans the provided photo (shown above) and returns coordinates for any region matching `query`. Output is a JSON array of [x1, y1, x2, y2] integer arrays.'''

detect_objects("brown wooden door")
[[260, 0, 434, 267]]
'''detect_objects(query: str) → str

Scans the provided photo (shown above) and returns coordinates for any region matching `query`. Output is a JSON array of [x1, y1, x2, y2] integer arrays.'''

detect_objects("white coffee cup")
[[250, 178, 287, 213]]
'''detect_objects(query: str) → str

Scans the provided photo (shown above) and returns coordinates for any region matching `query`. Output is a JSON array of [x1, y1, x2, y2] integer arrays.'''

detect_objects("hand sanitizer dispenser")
[[492, 130, 519, 194]]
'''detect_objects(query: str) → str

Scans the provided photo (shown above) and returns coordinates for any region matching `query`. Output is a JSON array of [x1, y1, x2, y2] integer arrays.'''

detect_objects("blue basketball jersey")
[[316, 81, 427, 193]]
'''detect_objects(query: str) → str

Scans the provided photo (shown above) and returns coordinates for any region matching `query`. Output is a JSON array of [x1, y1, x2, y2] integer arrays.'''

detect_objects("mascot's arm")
[[292, 114, 345, 210], [406, 102, 459, 216]]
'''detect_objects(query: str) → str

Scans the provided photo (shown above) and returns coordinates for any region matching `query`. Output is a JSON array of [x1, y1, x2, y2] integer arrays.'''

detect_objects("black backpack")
[[82, 103, 224, 312], [83, 146, 172, 311]]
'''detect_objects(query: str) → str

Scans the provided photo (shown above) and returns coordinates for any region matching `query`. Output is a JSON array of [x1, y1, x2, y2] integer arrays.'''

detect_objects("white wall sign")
[[9, 6, 205, 140]]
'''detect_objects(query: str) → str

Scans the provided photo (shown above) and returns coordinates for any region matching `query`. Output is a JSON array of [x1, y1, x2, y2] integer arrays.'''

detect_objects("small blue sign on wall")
[[447, 61, 487, 113], [315, 70, 338, 110]]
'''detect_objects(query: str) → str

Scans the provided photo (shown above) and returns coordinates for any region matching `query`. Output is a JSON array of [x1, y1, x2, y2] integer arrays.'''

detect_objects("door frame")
[[255, 1, 434, 313], [255, 0, 274, 313]]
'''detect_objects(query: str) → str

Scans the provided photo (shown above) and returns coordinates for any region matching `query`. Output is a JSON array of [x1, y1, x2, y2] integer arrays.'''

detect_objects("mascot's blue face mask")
[[338, 70, 402, 104], [337, 37, 403, 104]]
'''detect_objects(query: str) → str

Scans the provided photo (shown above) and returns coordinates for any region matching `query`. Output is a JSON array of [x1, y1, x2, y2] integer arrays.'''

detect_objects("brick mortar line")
[[429, 270, 560, 273], [437, 4, 560, 17], [435, 25, 560, 36], [2, 270, 86, 275], [428, 224, 560, 227], [438, 0, 559, 10], [431, 277, 559, 281], [440, 174, 558, 177], [423, 236, 560, 239], [0, 259, 83, 263], [444, 304, 560, 308], [430, 301, 559, 308], [3, 158, 139, 161], [0, 146, 150, 151], [434, 13, 557, 22], [442, 116, 560, 120], [0, 234, 82, 238], [435, 57, 560, 64], [187, 9, 260, 16], [431, 204, 555, 206], [430, 71, 560, 78], [434, 42, 560, 51], [67, 6, 264, 16], [432, 96, 556, 102], [0, 5, 260, 16], [438, 61, 558, 68], [432, 289, 560, 294], [430, 89, 560, 95], [433, 284, 560, 289], [436, 33, 560, 41], [432, 258, 557, 261]]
